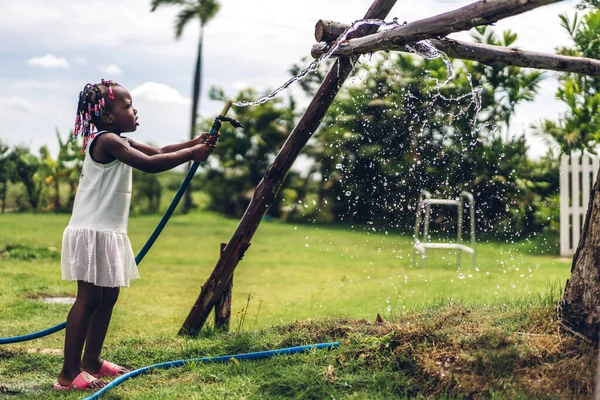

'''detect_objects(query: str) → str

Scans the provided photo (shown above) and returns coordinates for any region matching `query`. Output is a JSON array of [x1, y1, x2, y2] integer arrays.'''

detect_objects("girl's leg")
[[58, 281, 106, 388], [81, 286, 128, 375]]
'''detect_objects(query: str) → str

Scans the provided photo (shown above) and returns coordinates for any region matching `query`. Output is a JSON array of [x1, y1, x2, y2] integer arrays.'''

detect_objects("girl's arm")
[[128, 132, 215, 156], [96, 133, 215, 174]]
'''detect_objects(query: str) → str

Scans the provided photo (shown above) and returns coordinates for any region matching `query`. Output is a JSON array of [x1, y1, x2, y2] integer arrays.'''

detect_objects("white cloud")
[[74, 57, 88, 66], [26, 54, 69, 68], [100, 64, 124, 76], [130, 82, 189, 105], [0, 97, 34, 113], [232, 81, 252, 90], [9, 80, 61, 91]]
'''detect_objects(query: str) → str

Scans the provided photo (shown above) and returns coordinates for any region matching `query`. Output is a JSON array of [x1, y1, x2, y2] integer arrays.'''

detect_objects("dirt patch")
[[555, 256, 573, 263], [26, 348, 62, 355], [41, 297, 75, 305], [22, 292, 75, 305]]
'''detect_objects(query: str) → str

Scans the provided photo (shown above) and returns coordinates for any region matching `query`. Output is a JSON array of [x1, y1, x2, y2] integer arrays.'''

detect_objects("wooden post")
[[179, 0, 399, 337], [214, 243, 233, 331]]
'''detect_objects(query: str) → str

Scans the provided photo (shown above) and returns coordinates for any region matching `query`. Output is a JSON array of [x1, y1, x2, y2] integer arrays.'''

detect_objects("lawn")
[[0, 212, 570, 340], [0, 211, 580, 399]]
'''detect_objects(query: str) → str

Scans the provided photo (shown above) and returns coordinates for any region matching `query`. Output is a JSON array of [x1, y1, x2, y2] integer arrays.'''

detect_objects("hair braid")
[[73, 79, 117, 153]]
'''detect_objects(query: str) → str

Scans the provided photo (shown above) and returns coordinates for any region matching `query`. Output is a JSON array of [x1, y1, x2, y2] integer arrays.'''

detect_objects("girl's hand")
[[196, 132, 220, 145], [191, 143, 215, 162]]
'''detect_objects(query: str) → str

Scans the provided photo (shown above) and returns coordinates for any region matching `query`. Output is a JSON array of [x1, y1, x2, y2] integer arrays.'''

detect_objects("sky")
[[0, 0, 580, 162]]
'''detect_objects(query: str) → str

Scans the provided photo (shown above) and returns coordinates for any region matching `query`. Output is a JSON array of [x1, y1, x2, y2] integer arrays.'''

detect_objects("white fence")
[[560, 153, 599, 256]]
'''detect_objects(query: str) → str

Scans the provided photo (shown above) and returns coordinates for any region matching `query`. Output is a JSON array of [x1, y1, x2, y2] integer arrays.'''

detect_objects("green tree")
[[9, 146, 45, 210], [532, 8, 600, 153], [151, 0, 220, 213], [467, 26, 544, 139], [58, 130, 83, 209], [202, 87, 296, 217], [39, 129, 83, 211], [39, 144, 60, 210]]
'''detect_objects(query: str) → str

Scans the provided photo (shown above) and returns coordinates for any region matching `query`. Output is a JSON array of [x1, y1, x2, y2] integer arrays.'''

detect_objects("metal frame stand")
[[413, 190, 475, 268]]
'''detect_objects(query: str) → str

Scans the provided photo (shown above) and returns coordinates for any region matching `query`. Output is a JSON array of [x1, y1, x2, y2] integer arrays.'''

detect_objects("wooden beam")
[[313, 21, 600, 76], [315, 20, 350, 42], [312, 0, 565, 57], [429, 38, 600, 76], [179, 0, 399, 336], [214, 243, 233, 331]]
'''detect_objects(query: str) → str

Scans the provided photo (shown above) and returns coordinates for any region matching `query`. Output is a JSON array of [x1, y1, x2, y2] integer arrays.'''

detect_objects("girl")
[[54, 79, 218, 390]]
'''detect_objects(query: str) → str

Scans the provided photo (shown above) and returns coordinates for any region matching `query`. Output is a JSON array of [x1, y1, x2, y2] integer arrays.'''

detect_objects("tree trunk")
[[182, 28, 204, 214], [179, 0, 399, 337], [314, 23, 600, 77], [561, 172, 600, 342]]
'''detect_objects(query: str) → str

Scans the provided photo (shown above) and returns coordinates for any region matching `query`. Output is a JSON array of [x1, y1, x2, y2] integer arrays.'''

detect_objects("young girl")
[[54, 79, 218, 390]]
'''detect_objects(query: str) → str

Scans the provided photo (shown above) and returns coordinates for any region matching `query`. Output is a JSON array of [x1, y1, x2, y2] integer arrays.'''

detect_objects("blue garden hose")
[[84, 342, 339, 400], [0, 322, 68, 345], [0, 102, 239, 345]]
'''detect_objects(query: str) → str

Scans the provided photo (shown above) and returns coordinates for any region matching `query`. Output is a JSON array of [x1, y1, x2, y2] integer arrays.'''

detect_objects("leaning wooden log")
[[178, 0, 399, 336], [312, 0, 563, 58], [313, 21, 600, 76], [214, 243, 233, 331]]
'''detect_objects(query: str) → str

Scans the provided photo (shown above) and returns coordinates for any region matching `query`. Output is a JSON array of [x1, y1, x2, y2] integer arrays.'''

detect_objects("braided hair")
[[73, 79, 118, 153]]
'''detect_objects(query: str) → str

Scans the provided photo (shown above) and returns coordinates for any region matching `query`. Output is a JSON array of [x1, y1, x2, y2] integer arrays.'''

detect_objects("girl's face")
[[107, 86, 139, 133]]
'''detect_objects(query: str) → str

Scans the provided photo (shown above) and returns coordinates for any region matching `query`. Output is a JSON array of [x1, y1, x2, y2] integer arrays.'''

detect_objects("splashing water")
[[405, 40, 454, 87], [233, 18, 402, 108], [405, 40, 483, 126]]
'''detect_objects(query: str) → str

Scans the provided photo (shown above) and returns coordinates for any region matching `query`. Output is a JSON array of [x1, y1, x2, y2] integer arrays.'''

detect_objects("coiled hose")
[[84, 342, 339, 400]]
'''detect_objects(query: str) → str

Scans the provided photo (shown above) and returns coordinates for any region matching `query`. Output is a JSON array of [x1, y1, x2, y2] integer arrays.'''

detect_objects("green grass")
[[0, 211, 583, 399]]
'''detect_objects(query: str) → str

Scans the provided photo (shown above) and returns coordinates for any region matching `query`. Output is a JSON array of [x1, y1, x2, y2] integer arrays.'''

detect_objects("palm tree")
[[151, 0, 220, 213]]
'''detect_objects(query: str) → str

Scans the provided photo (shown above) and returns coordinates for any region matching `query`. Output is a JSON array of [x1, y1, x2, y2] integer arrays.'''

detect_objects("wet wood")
[[312, 22, 600, 76], [179, 0, 399, 337], [315, 20, 350, 42], [429, 38, 600, 76], [311, 0, 562, 57]]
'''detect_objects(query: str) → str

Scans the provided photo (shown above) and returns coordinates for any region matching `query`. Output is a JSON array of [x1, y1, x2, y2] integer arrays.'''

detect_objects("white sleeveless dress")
[[61, 131, 139, 287]]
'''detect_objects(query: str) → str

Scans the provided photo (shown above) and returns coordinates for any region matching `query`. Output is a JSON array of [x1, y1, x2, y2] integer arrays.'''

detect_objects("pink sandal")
[[91, 360, 129, 378], [53, 371, 104, 390]]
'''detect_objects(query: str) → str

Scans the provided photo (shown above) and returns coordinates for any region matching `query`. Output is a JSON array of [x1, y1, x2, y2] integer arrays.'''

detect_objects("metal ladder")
[[413, 190, 476, 268]]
